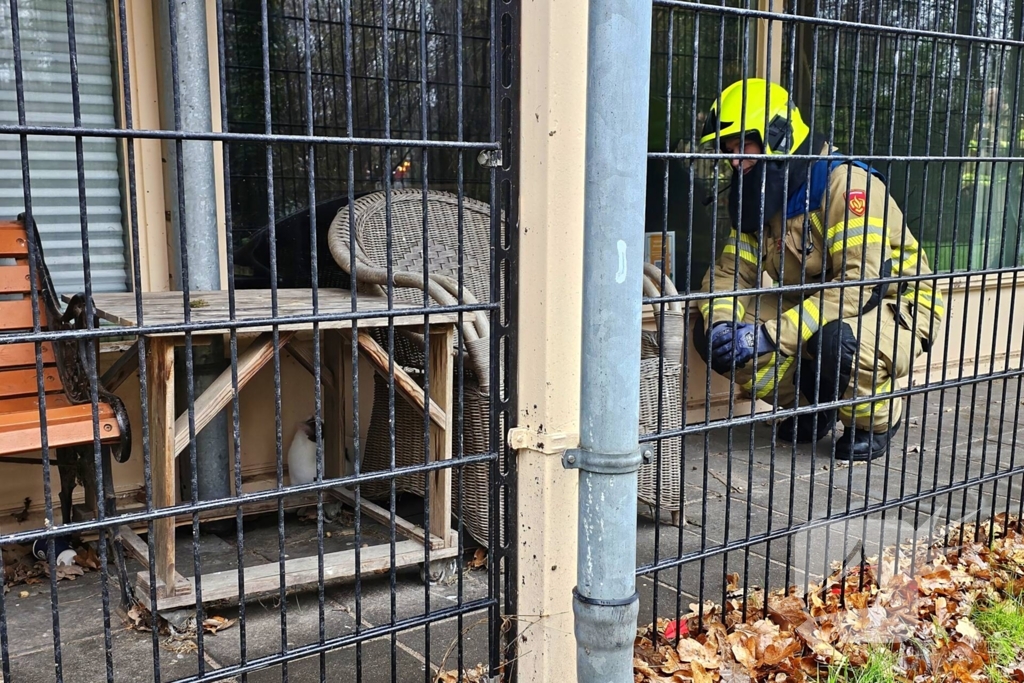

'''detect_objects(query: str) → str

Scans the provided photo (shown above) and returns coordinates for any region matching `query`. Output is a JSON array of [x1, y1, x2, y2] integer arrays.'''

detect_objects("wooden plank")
[[118, 526, 149, 565], [0, 394, 71, 412], [0, 367, 61, 398], [172, 331, 294, 458], [135, 540, 461, 611], [283, 339, 336, 391], [0, 342, 55, 368], [0, 265, 31, 293], [71, 289, 460, 335], [353, 330, 446, 429], [146, 337, 176, 596], [323, 330, 346, 480], [99, 341, 140, 392], [427, 325, 455, 545], [328, 486, 441, 549], [0, 413, 120, 456], [0, 300, 44, 331], [0, 228, 28, 257]]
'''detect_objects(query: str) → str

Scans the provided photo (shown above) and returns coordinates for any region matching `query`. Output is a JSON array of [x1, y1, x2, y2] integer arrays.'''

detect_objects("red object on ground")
[[662, 619, 689, 640]]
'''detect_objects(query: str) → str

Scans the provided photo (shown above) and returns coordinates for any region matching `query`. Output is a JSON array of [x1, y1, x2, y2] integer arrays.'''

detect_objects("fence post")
[[571, 0, 652, 679], [511, 0, 589, 679]]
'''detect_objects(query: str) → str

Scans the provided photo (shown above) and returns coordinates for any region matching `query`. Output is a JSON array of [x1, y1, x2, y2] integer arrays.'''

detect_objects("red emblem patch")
[[847, 190, 867, 217]]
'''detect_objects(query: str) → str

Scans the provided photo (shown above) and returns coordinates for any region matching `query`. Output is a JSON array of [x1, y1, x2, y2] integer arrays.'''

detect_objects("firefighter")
[[693, 78, 944, 461]]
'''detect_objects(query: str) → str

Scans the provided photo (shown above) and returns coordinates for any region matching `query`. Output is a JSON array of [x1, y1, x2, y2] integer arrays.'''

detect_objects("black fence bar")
[[0, 0, 516, 680]]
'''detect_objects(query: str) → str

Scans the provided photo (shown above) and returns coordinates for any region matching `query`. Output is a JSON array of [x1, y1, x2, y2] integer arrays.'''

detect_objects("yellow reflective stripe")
[[741, 354, 796, 399], [828, 232, 885, 256], [700, 298, 746, 321], [738, 232, 760, 249], [782, 298, 824, 342], [892, 247, 919, 274], [839, 379, 894, 418], [825, 217, 887, 255], [723, 230, 760, 265], [906, 288, 945, 317], [722, 243, 759, 265], [809, 212, 825, 237]]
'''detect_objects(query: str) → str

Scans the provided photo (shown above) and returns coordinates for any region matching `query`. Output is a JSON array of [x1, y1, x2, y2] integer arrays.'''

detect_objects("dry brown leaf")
[[728, 633, 758, 670], [954, 618, 983, 645], [692, 660, 713, 683], [74, 546, 101, 571], [468, 549, 487, 570], [126, 604, 155, 632], [768, 596, 810, 631], [202, 615, 237, 634], [52, 563, 84, 581], [434, 663, 488, 683], [162, 638, 198, 655], [11, 497, 30, 523], [918, 566, 955, 596], [763, 637, 802, 667]]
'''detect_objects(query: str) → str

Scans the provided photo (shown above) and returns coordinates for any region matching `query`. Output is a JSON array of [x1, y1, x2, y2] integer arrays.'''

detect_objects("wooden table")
[[72, 289, 460, 609]]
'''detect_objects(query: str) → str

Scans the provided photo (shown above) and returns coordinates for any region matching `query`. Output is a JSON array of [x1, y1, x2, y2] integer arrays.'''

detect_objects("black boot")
[[776, 410, 837, 444], [834, 420, 902, 462]]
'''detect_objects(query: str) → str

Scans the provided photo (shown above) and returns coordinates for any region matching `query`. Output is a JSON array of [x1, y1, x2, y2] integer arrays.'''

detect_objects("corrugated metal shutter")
[[0, 0, 129, 293]]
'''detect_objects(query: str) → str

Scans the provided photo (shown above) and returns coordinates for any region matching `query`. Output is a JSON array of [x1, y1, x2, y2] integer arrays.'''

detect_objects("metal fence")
[[0, 0, 516, 681], [642, 0, 1024, 654]]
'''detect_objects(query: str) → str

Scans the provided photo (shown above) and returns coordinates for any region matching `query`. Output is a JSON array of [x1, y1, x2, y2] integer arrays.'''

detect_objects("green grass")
[[819, 648, 899, 683], [973, 596, 1024, 672]]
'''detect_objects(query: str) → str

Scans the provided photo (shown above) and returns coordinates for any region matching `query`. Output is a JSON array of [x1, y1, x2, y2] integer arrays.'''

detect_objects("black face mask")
[[726, 133, 825, 235], [728, 158, 787, 235]]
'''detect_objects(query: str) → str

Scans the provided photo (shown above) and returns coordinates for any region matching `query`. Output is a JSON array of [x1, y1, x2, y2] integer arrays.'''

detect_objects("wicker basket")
[[329, 191, 686, 545], [637, 343, 683, 515]]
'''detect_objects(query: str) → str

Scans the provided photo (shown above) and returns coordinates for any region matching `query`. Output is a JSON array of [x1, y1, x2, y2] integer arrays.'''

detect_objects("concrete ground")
[[2, 381, 1022, 682]]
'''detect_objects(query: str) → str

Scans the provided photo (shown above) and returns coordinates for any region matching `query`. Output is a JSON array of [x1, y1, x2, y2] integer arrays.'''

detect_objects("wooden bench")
[[0, 215, 131, 531]]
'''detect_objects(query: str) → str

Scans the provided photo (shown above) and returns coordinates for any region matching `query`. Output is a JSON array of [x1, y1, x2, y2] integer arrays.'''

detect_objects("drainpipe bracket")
[[561, 445, 651, 473], [507, 426, 578, 455]]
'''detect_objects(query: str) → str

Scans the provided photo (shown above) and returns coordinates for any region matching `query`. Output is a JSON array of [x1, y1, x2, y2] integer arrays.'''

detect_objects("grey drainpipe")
[[562, 0, 654, 679], [153, 0, 232, 515]]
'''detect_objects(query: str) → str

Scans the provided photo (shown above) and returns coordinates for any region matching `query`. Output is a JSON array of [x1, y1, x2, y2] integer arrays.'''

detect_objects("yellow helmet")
[[700, 78, 809, 154]]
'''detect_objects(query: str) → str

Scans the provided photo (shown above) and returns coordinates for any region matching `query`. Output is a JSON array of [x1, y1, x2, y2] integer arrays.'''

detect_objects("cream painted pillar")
[[756, 0, 785, 83], [509, 0, 588, 678]]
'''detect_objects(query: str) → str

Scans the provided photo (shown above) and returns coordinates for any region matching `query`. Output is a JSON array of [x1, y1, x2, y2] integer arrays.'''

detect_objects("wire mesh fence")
[[640, 0, 1024, 666], [0, 0, 516, 681]]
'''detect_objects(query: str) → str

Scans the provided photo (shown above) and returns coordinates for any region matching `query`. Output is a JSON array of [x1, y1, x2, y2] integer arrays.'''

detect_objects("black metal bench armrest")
[[20, 214, 133, 463]]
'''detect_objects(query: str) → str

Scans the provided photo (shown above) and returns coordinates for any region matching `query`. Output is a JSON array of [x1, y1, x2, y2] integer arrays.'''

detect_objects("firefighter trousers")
[[695, 294, 924, 433]]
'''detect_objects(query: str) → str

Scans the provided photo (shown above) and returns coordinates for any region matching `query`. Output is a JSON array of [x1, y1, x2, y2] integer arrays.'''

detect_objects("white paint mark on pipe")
[[615, 240, 627, 283]]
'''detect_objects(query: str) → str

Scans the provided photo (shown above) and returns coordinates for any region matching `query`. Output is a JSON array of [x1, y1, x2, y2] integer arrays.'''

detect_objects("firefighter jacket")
[[700, 148, 945, 364]]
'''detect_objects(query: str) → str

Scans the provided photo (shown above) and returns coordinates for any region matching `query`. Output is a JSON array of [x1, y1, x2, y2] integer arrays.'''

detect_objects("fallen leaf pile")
[[636, 514, 1024, 683], [434, 663, 489, 682], [2, 541, 107, 592]]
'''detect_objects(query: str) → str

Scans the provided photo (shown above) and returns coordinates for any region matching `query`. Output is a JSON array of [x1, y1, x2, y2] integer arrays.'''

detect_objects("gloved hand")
[[707, 322, 775, 373], [731, 322, 775, 366], [707, 322, 739, 374]]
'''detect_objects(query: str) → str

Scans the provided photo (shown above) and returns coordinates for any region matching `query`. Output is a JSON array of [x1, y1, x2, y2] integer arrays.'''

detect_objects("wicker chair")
[[327, 190, 686, 545]]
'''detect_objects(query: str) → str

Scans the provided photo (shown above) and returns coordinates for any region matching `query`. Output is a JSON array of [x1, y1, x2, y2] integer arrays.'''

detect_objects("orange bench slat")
[[0, 402, 120, 457]]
